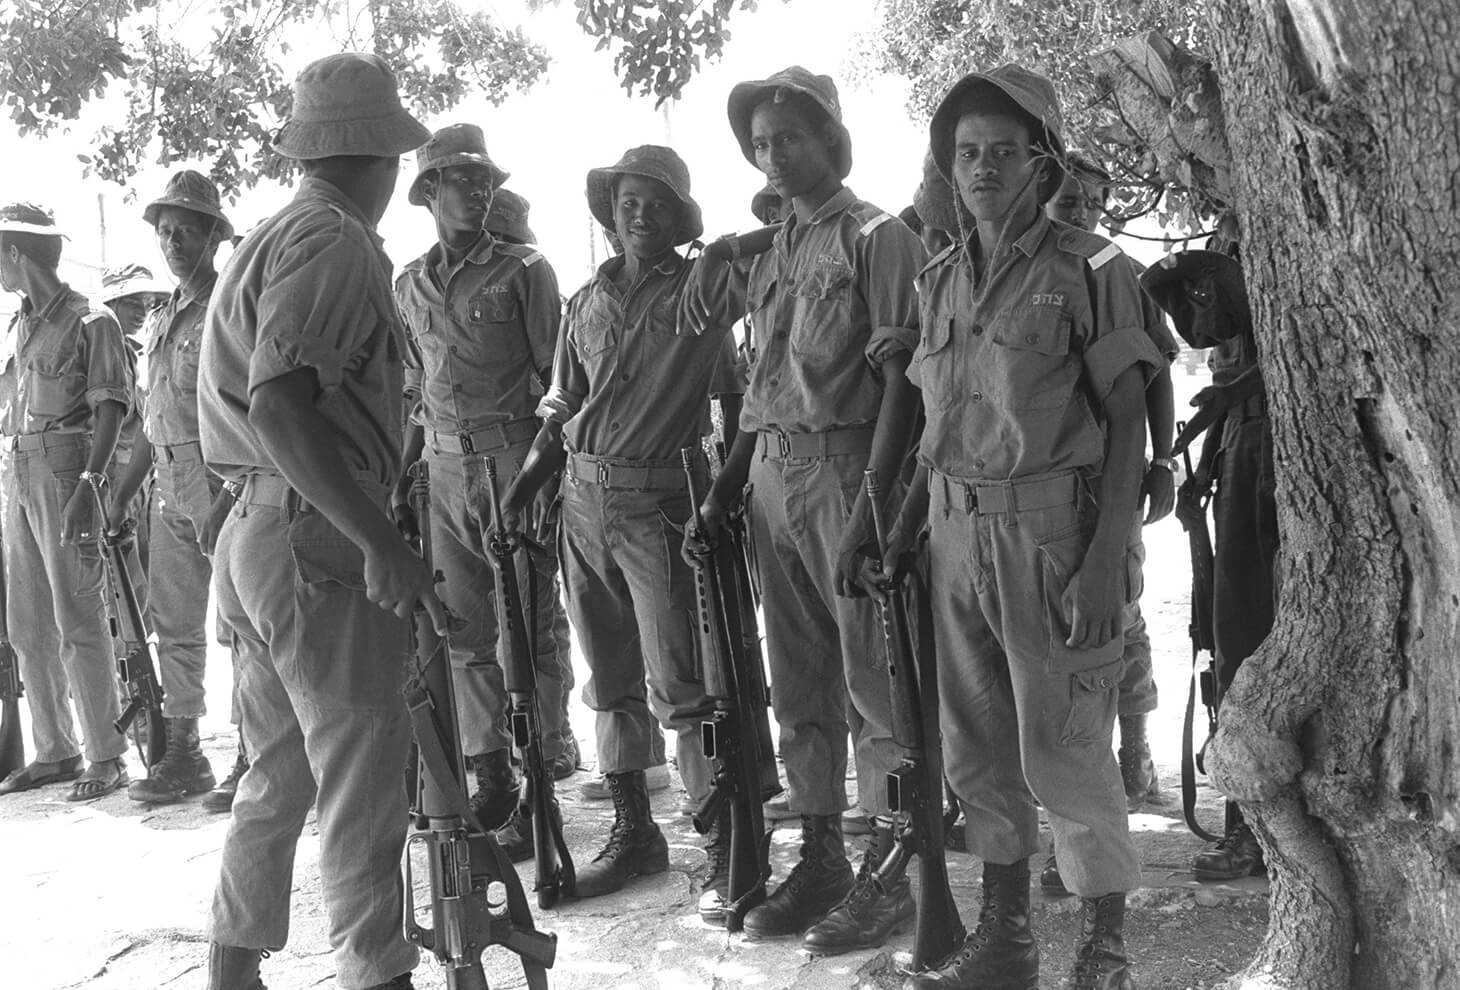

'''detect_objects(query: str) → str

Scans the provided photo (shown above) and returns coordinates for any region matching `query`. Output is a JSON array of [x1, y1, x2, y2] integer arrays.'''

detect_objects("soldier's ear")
[[420, 172, 441, 203]]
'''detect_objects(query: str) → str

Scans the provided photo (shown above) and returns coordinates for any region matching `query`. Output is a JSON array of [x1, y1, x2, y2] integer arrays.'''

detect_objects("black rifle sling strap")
[[1180, 648, 1223, 844]]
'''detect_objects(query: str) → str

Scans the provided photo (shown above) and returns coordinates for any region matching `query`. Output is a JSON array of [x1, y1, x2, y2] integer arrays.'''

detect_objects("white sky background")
[[0, 0, 1171, 316]]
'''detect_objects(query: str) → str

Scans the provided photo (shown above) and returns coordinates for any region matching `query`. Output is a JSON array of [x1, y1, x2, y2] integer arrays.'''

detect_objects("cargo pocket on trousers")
[[657, 499, 698, 614], [1058, 657, 1123, 747]]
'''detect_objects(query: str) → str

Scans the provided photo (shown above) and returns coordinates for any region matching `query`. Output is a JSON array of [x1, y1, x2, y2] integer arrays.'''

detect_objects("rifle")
[[401, 461, 557, 990], [90, 481, 166, 769], [864, 469, 964, 971], [0, 538, 24, 781], [481, 455, 574, 909], [1173, 423, 1224, 843], [681, 446, 780, 933]]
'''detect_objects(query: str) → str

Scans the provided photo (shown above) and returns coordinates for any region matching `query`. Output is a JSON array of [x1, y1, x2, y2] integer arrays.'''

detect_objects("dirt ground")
[[0, 364, 1270, 990]]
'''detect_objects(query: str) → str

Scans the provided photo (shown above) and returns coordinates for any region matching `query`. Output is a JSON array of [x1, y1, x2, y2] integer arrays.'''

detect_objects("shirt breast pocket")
[[789, 267, 855, 360], [990, 305, 1078, 411], [173, 327, 203, 383], [27, 350, 80, 418], [912, 315, 956, 410], [468, 287, 527, 362]]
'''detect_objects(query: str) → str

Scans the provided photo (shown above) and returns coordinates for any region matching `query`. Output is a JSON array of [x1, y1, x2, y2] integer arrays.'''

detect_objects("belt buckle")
[[596, 460, 610, 486], [965, 484, 977, 515], [457, 431, 475, 455], [777, 431, 792, 458]]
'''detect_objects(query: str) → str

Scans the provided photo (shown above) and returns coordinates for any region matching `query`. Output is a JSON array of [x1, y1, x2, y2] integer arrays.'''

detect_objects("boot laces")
[[219, 752, 249, 788], [703, 825, 731, 885]]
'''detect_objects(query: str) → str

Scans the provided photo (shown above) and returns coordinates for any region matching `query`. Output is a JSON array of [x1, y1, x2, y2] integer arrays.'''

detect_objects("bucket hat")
[[272, 52, 430, 161], [930, 64, 1066, 201], [913, 148, 960, 233], [585, 145, 704, 245], [484, 188, 537, 245], [101, 263, 171, 306], [143, 170, 233, 240], [0, 202, 65, 238], [750, 184, 783, 225], [728, 66, 853, 180], [407, 124, 510, 207], [1140, 250, 1251, 349]]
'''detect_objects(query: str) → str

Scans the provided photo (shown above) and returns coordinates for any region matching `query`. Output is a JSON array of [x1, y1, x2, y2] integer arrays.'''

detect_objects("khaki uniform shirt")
[[199, 177, 405, 487], [0, 285, 133, 436], [394, 234, 559, 435], [910, 215, 1163, 480], [738, 188, 924, 434], [539, 252, 742, 460], [142, 277, 214, 447]]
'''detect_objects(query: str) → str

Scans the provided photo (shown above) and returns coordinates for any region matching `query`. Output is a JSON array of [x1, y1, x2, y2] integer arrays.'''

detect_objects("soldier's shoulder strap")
[[1057, 227, 1125, 271]]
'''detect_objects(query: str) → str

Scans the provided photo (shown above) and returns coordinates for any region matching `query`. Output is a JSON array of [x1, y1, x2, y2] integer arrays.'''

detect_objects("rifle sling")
[[1180, 642, 1223, 844]]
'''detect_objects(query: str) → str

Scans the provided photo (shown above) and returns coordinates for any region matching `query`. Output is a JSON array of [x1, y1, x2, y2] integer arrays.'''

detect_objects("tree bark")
[[1206, 1, 1460, 987]]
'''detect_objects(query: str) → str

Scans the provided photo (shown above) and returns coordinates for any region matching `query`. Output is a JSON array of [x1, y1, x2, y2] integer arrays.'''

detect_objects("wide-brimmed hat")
[[585, 145, 704, 245], [750, 184, 783, 225], [407, 124, 510, 207], [272, 52, 430, 161], [0, 202, 65, 238], [101, 263, 171, 305], [143, 170, 233, 240], [728, 66, 853, 180], [913, 147, 960, 233], [930, 64, 1065, 201], [485, 188, 536, 245], [1140, 250, 1251, 349]]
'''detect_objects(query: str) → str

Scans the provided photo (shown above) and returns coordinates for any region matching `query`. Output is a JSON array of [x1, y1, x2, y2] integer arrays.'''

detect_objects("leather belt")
[[756, 425, 875, 460], [567, 452, 688, 491], [428, 418, 538, 456], [155, 440, 202, 464], [2, 431, 87, 452], [241, 474, 312, 512], [940, 471, 1079, 516]]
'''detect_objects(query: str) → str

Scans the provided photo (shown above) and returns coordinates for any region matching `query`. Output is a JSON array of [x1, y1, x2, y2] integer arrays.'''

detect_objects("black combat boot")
[[802, 818, 915, 954], [574, 770, 670, 897], [742, 813, 854, 939], [206, 943, 266, 990], [905, 859, 1037, 990], [1068, 892, 1134, 990], [698, 805, 732, 926], [202, 737, 249, 813], [361, 974, 414, 990], [467, 749, 518, 832], [1193, 819, 1264, 881], [1117, 714, 1159, 811], [128, 717, 216, 803], [493, 805, 534, 864]]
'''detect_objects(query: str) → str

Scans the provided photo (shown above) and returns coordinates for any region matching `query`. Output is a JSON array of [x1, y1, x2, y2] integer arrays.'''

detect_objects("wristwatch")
[[79, 470, 108, 488], [1150, 457, 1179, 473]]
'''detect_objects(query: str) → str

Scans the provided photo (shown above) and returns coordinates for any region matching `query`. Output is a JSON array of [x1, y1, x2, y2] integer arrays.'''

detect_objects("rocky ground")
[[0, 366, 1268, 990]]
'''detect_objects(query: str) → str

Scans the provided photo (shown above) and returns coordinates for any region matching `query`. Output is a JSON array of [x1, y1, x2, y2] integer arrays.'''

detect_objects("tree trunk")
[[1206, 1, 1460, 987]]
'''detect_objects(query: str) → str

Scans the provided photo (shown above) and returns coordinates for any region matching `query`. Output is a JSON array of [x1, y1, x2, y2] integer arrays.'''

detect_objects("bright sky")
[[0, 0, 929, 307]]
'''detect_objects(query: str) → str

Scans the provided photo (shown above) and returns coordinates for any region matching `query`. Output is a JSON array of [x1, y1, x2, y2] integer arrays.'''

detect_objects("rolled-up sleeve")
[[859, 223, 926, 367], [1083, 262, 1165, 401], [536, 290, 588, 424], [81, 311, 134, 413], [522, 258, 561, 382], [249, 229, 378, 394]]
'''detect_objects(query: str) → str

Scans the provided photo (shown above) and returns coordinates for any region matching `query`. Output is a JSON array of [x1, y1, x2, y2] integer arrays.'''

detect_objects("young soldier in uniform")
[[1039, 155, 1180, 891], [107, 171, 242, 806], [882, 67, 1162, 989], [101, 264, 170, 345], [197, 53, 438, 990], [501, 146, 733, 903], [393, 125, 576, 853], [0, 203, 135, 802], [690, 67, 926, 950]]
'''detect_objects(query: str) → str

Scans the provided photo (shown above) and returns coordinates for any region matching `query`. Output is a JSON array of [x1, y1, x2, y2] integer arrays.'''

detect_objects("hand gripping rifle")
[[482, 455, 574, 909], [864, 469, 964, 971], [401, 462, 557, 990], [89, 480, 166, 768], [0, 539, 25, 781], [681, 447, 781, 932]]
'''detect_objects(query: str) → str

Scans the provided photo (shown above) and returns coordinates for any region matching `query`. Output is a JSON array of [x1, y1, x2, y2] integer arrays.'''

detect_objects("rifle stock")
[[481, 455, 574, 909], [91, 484, 166, 769], [402, 462, 557, 990], [682, 447, 780, 932], [864, 470, 964, 971]]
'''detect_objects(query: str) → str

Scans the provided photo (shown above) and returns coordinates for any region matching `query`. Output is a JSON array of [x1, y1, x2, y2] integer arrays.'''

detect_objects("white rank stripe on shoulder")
[[521, 251, 544, 268], [859, 213, 893, 237], [1088, 243, 1122, 271]]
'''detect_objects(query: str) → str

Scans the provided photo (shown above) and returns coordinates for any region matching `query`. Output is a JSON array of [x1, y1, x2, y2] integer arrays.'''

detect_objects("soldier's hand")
[[681, 494, 725, 566], [364, 532, 447, 634], [61, 482, 98, 545], [198, 489, 234, 556], [1062, 556, 1122, 649], [1143, 466, 1176, 524], [391, 480, 418, 542], [104, 498, 131, 538]]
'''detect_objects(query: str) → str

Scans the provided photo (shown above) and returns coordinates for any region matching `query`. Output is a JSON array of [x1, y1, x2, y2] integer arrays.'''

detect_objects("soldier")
[[884, 66, 1163, 990], [0, 203, 134, 801], [100, 264, 170, 346], [106, 171, 244, 807], [501, 145, 735, 903], [690, 66, 926, 950], [197, 53, 437, 990], [392, 125, 576, 855]]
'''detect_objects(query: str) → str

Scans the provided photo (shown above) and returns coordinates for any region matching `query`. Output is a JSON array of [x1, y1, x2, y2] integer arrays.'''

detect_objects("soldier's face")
[[613, 174, 680, 261], [751, 101, 836, 201], [428, 163, 495, 237], [951, 112, 1042, 223], [109, 295, 156, 336], [1047, 173, 1108, 232], [153, 206, 218, 281]]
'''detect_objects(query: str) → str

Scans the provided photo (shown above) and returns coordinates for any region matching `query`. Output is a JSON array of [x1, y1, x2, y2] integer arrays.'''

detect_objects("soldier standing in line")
[[393, 125, 577, 853], [0, 203, 135, 801], [197, 53, 439, 990], [884, 66, 1162, 990], [107, 171, 247, 807], [502, 145, 736, 905]]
